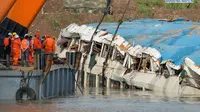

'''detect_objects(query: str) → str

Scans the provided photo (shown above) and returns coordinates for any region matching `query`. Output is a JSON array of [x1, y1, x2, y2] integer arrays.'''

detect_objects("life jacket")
[[21, 39, 29, 51], [33, 37, 42, 49], [4, 37, 10, 47]]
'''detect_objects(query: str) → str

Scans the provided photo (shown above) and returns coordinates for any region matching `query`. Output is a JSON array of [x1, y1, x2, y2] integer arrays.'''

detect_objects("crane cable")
[[86, 2, 111, 54], [78, 1, 112, 90], [102, 0, 131, 87]]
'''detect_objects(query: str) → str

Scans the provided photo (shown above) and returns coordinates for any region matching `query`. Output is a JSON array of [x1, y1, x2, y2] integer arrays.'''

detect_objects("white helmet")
[[24, 34, 29, 37], [8, 32, 12, 36], [15, 34, 19, 38]]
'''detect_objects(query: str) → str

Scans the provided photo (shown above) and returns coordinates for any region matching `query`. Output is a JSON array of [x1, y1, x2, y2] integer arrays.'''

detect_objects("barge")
[[0, 53, 78, 100]]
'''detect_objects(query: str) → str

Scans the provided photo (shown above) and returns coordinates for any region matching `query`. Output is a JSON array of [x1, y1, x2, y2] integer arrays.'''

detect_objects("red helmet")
[[35, 32, 40, 37], [45, 35, 50, 38]]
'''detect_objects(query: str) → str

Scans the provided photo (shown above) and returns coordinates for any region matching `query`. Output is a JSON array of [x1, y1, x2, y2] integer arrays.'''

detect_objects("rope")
[[86, 3, 111, 53], [80, 2, 111, 72]]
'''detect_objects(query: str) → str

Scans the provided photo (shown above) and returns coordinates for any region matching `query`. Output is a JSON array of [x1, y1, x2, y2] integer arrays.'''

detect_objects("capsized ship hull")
[[56, 19, 200, 95]]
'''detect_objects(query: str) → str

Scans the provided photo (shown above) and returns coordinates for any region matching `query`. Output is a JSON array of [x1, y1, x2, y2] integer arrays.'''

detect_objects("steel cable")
[[102, 0, 131, 87]]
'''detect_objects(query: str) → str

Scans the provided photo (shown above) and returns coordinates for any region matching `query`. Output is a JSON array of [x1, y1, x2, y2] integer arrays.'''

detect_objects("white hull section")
[[82, 56, 200, 95], [82, 56, 126, 82], [123, 71, 200, 95]]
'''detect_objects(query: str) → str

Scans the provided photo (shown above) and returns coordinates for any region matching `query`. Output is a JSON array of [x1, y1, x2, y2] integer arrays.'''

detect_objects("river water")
[[1, 88, 200, 112]]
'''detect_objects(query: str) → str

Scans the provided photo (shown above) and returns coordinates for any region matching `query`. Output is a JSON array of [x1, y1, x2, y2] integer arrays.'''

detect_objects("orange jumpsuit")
[[12, 38, 21, 66]]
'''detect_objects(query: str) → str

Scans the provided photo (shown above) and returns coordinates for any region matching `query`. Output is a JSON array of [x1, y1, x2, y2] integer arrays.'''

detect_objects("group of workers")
[[3, 32, 56, 67]]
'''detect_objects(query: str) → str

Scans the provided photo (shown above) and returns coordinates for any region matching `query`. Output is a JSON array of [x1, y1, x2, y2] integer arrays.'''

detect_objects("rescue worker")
[[12, 34, 21, 66], [33, 32, 42, 69], [3, 33, 12, 67], [43, 35, 56, 68], [12, 32, 17, 40], [28, 35, 34, 64], [43, 35, 56, 53], [11, 32, 17, 58], [21, 34, 30, 67]]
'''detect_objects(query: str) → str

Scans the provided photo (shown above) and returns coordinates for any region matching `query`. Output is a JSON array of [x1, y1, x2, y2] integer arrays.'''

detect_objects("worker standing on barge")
[[33, 32, 42, 69], [28, 35, 34, 64], [21, 34, 30, 67], [43, 35, 56, 67], [43, 35, 56, 53], [3, 33, 12, 67], [12, 34, 21, 66], [10, 32, 17, 59]]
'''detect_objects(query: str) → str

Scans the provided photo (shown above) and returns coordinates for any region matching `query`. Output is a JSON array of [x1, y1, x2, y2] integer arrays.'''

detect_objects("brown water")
[[1, 88, 200, 112]]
